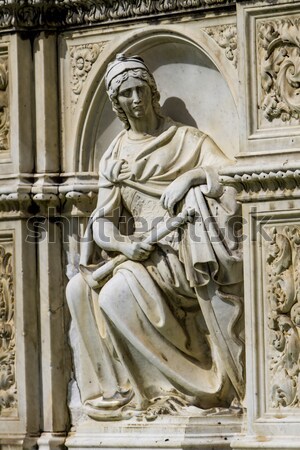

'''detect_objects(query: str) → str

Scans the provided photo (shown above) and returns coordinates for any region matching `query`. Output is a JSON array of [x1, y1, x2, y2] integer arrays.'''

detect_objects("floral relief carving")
[[258, 18, 300, 122], [70, 42, 106, 106], [0, 241, 17, 417], [0, 1, 234, 30], [204, 25, 237, 68], [266, 226, 300, 408], [0, 56, 9, 152]]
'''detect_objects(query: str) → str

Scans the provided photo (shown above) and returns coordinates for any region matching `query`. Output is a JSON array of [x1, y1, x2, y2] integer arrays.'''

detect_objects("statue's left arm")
[[161, 134, 230, 213]]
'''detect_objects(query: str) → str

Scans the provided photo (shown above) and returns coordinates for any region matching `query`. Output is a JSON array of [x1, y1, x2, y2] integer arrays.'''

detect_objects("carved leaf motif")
[[258, 18, 300, 122], [70, 42, 107, 107], [0, 243, 17, 417], [204, 25, 237, 68], [0, 1, 234, 30], [266, 226, 300, 409]]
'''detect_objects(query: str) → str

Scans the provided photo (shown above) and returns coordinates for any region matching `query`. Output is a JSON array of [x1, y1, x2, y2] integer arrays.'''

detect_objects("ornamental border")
[[0, 0, 235, 31]]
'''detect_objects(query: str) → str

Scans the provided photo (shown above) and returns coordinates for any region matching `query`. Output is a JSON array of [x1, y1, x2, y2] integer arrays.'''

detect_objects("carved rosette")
[[258, 18, 300, 123], [203, 25, 237, 68], [0, 55, 9, 152], [70, 42, 107, 107], [0, 239, 17, 417], [266, 226, 300, 409]]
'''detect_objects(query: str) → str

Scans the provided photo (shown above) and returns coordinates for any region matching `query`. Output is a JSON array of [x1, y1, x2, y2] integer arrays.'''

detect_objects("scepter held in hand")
[[82, 208, 195, 288]]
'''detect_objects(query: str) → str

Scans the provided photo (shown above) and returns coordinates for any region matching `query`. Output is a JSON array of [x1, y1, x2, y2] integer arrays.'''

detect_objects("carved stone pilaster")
[[0, 235, 17, 418], [203, 24, 237, 67], [266, 225, 300, 409], [258, 17, 300, 123]]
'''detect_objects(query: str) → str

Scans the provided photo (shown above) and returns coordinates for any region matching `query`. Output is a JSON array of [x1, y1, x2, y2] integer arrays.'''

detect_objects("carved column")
[[33, 32, 70, 449], [0, 32, 41, 449]]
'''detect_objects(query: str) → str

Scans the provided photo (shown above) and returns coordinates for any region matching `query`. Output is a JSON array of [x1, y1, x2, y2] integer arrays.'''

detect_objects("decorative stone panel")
[[70, 42, 107, 109], [236, 1, 300, 156], [0, 234, 17, 419], [0, 221, 39, 440], [0, 47, 9, 158], [258, 17, 300, 125], [234, 203, 300, 446], [265, 225, 300, 410]]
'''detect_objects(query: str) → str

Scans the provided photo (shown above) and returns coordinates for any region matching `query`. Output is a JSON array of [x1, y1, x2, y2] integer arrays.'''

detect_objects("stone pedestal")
[[66, 415, 242, 450]]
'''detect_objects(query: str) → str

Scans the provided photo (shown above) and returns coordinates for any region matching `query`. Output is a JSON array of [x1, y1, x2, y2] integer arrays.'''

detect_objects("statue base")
[[65, 413, 243, 450]]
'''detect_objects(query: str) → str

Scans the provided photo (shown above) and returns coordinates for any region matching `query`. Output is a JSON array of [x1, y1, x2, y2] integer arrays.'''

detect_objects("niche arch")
[[74, 26, 239, 174]]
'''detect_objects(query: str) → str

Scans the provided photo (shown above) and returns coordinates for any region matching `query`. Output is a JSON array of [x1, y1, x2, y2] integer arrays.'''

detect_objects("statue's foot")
[[83, 389, 135, 420], [144, 395, 189, 421], [84, 403, 135, 421]]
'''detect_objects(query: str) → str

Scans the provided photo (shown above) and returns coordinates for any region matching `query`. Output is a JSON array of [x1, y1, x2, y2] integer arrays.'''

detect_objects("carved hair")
[[107, 68, 162, 130]]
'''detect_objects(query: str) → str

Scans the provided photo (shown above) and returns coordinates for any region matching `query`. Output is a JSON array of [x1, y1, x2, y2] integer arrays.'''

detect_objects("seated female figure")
[[66, 54, 244, 420]]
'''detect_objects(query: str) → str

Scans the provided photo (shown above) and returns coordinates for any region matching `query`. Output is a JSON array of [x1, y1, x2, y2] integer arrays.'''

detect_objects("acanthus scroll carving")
[[266, 226, 300, 408], [0, 242, 17, 417], [258, 18, 300, 123], [204, 25, 237, 68], [70, 42, 107, 106]]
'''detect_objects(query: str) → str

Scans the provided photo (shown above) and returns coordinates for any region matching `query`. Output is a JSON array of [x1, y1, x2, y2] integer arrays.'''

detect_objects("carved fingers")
[[120, 241, 154, 261], [106, 159, 131, 182], [160, 176, 192, 215], [117, 161, 131, 181]]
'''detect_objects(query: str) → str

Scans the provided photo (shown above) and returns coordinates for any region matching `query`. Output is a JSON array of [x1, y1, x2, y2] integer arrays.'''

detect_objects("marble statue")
[[66, 53, 244, 421]]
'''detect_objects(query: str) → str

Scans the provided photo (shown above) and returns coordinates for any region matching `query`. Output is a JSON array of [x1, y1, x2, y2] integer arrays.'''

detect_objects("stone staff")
[[81, 208, 195, 288]]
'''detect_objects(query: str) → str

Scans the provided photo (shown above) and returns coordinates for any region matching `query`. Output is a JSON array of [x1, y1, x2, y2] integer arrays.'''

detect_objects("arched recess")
[[73, 25, 239, 174]]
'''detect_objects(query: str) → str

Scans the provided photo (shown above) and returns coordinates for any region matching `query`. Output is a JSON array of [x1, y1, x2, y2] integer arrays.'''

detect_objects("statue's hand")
[[106, 160, 131, 182], [119, 241, 154, 261], [117, 160, 131, 181], [160, 174, 193, 215]]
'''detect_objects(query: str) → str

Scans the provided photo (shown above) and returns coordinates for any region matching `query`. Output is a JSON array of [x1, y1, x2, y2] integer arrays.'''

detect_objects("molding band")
[[0, 0, 235, 30], [220, 167, 300, 201]]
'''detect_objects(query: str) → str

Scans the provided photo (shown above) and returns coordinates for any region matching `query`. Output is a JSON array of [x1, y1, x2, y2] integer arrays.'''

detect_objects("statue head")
[[105, 53, 162, 130]]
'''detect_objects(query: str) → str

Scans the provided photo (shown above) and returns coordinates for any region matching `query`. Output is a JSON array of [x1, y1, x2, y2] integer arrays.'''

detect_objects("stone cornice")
[[0, 0, 235, 31], [0, 174, 99, 217], [220, 166, 300, 202]]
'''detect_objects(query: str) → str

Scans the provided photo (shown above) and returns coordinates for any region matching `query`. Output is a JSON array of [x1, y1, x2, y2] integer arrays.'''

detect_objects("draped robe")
[[66, 117, 244, 420]]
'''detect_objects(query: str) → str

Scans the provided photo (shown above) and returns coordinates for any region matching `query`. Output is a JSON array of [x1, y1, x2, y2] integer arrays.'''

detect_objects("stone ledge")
[[66, 414, 242, 450], [220, 166, 300, 202], [231, 436, 300, 449]]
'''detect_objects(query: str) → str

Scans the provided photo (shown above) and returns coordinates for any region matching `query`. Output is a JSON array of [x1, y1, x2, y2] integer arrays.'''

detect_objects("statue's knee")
[[99, 273, 125, 315], [66, 273, 86, 309]]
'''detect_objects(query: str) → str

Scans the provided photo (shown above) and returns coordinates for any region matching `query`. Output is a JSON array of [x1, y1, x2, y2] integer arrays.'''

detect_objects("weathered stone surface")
[[1, 0, 300, 449]]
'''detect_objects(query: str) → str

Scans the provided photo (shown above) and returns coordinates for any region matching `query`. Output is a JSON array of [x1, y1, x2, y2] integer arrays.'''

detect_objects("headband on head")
[[105, 53, 150, 90]]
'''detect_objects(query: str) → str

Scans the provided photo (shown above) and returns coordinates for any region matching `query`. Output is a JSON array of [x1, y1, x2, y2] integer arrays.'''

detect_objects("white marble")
[[0, 1, 300, 449], [66, 53, 244, 424]]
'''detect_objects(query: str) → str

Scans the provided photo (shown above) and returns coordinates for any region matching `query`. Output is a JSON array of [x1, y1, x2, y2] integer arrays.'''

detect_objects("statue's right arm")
[[92, 217, 130, 254], [92, 217, 154, 261], [94, 165, 154, 260]]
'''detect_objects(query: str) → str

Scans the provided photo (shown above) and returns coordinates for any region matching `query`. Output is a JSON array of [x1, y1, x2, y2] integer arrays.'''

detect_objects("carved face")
[[117, 77, 153, 120]]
